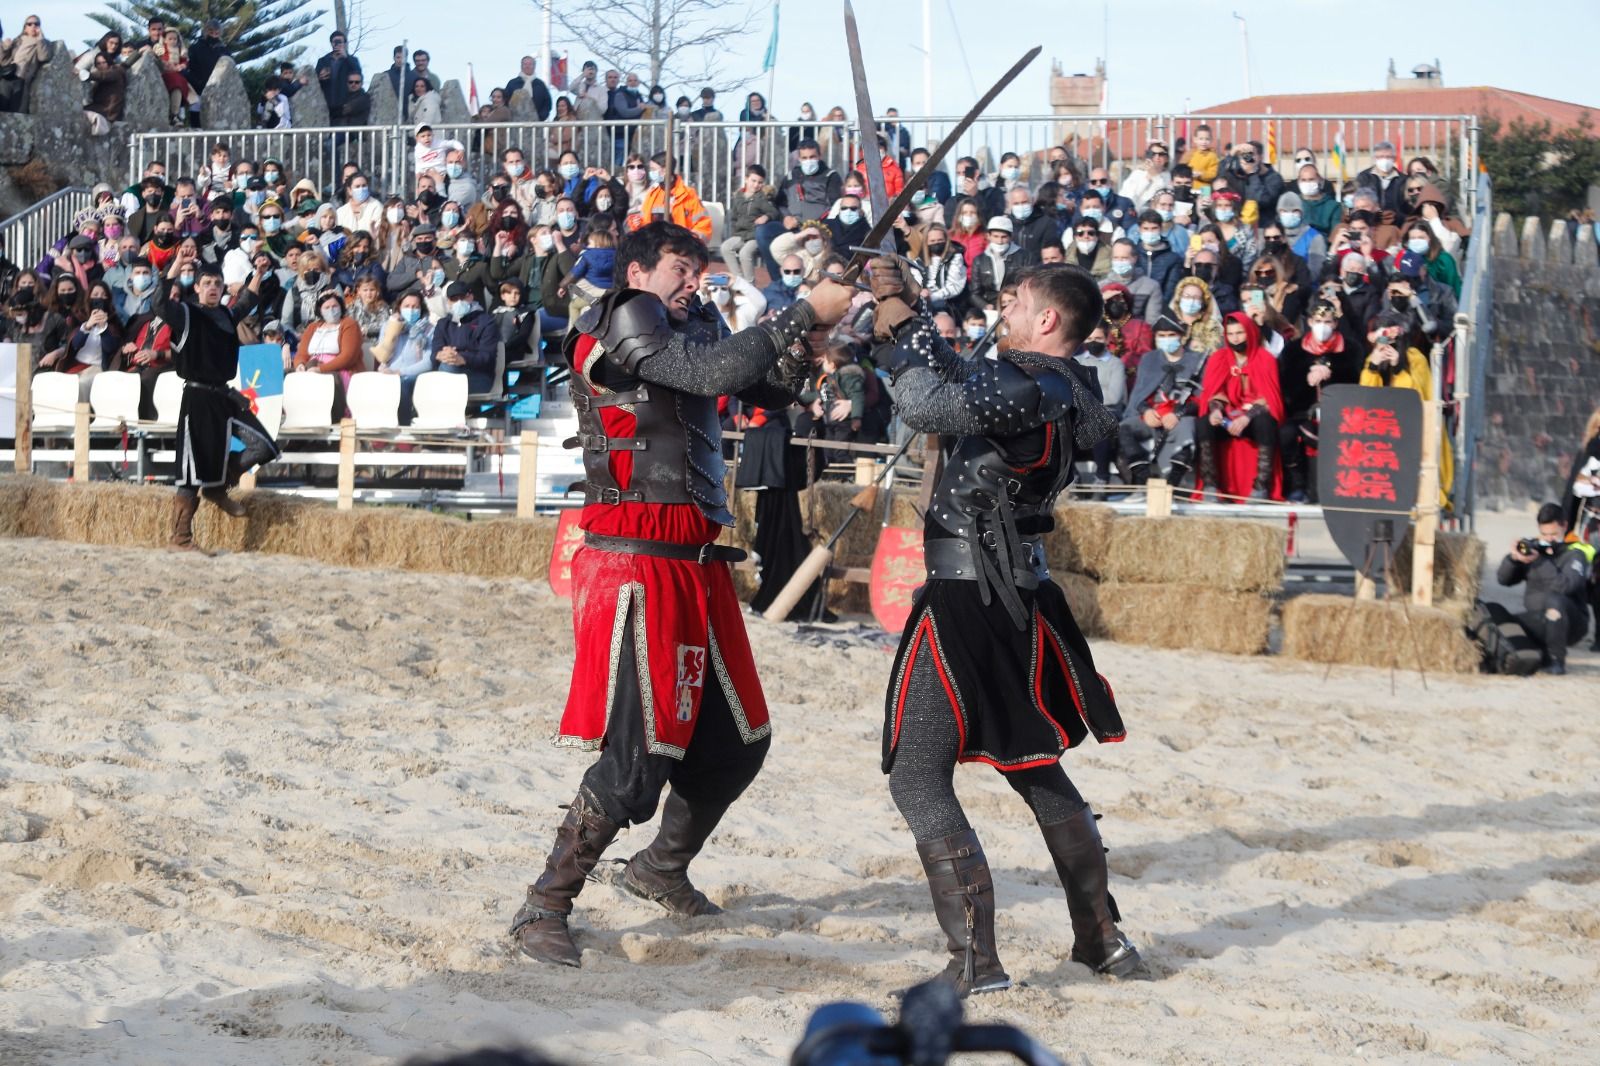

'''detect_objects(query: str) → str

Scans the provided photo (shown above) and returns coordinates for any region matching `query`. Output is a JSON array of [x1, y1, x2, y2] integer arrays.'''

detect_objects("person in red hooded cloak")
[[1197, 311, 1284, 500]]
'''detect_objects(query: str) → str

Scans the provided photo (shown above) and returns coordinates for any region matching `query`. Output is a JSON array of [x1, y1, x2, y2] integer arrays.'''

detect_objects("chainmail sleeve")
[[633, 300, 818, 398], [884, 317, 1073, 438]]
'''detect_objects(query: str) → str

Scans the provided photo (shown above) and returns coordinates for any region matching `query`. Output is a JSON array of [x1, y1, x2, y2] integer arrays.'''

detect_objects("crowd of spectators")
[[1, 20, 1476, 498]]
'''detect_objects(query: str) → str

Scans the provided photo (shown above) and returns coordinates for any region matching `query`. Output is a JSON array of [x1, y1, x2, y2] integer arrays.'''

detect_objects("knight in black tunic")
[[870, 259, 1141, 995], [159, 266, 279, 551]]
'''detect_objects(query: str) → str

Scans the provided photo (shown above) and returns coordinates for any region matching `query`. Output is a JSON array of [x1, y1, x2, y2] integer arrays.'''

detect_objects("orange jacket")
[[631, 177, 713, 240]]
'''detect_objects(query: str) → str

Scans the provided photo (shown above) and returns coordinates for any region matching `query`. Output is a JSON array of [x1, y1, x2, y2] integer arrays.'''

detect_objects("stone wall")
[[1479, 211, 1600, 508]]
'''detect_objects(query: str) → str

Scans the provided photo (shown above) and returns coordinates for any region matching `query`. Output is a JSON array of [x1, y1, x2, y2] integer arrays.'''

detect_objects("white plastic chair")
[[346, 371, 400, 431], [150, 371, 183, 426], [704, 200, 725, 245], [410, 370, 468, 430], [88, 370, 142, 431], [30, 372, 78, 432], [281, 372, 336, 431]]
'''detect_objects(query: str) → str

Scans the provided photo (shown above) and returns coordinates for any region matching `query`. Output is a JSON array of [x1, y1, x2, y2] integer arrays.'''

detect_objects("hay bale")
[[886, 488, 923, 530], [0, 475, 49, 537], [1387, 530, 1486, 614], [1055, 571, 1104, 638], [1097, 582, 1273, 655], [1281, 594, 1480, 673], [1099, 516, 1285, 592], [1045, 503, 1117, 577]]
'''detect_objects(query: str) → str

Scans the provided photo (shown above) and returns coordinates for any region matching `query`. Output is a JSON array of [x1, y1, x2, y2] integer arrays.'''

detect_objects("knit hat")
[[1275, 190, 1304, 213]]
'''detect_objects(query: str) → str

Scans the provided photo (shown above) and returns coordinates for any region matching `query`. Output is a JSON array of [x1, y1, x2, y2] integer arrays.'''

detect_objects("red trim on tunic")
[[1043, 621, 1094, 733], [891, 616, 968, 756], [1008, 421, 1055, 474]]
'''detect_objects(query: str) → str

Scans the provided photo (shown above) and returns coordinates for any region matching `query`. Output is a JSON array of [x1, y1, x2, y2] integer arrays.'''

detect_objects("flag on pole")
[[1265, 118, 1277, 165], [762, 3, 780, 73], [468, 64, 479, 112], [1331, 126, 1347, 180], [551, 54, 568, 91]]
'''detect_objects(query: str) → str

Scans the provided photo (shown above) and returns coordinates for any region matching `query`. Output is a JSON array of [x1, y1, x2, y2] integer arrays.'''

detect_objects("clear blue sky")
[[38, 0, 1600, 119]]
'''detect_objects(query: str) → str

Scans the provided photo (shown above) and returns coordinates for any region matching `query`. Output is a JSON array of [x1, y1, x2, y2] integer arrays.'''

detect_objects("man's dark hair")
[[616, 222, 709, 283], [1018, 264, 1103, 347], [649, 150, 684, 174], [414, 50, 429, 61], [330, 31, 345, 43], [1138, 209, 1162, 227], [1172, 163, 1193, 181], [745, 163, 767, 180], [795, 138, 820, 154], [1079, 190, 1104, 206], [1537, 502, 1565, 526]]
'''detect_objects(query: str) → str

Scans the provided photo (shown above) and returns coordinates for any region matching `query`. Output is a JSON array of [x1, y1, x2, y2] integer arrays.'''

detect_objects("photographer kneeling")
[[1492, 503, 1595, 675]]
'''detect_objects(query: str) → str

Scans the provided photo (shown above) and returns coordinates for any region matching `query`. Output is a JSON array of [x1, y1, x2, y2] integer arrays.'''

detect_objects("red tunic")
[[1198, 313, 1285, 501], [556, 335, 771, 757]]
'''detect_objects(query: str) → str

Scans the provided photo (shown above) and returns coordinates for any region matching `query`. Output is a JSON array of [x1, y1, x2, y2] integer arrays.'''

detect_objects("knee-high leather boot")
[[1038, 807, 1141, 977], [916, 829, 1011, 997], [509, 791, 622, 967]]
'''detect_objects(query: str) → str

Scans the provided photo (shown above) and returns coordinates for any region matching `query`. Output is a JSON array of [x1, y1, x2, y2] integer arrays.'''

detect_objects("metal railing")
[[128, 112, 1480, 222], [1454, 169, 1493, 525], [0, 186, 93, 278]]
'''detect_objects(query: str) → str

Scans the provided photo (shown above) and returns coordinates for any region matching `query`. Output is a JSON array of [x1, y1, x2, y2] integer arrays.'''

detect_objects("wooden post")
[[517, 430, 538, 518], [238, 469, 257, 492], [854, 456, 876, 485], [13, 344, 31, 473], [1356, 574, 1377, 601], [1145, 477, 1173, 518], [336, 418, 355, 511], [72, 402, 91, 482], [1412, 344, 1444, 606]]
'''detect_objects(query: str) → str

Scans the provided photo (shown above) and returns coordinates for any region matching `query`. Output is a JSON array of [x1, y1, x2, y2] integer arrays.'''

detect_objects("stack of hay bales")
[[1055, 511, 1284, 654], [1280, 595, 1480, 673], [1386, 529, 1486, 619], [0, 476, 557, 582]]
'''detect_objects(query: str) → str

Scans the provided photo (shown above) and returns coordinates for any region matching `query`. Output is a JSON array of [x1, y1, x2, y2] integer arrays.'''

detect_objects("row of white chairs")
[[27, 369, 472, 436]]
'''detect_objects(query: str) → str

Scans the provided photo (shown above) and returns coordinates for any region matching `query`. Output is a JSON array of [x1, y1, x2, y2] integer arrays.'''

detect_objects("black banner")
[[1316, 384, 1423, 572]]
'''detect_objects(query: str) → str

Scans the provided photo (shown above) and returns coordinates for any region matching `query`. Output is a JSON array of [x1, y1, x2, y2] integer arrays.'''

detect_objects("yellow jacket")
[[1360, 346, 1454, 509]]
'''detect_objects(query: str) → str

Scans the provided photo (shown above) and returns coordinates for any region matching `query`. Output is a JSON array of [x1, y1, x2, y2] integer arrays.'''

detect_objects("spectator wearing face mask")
[[1383, 251, 1457, 342], [1398, 221, 1461, 299], [280, 251, 332, 342], [967, 217, 1017, 313], [1147, 189, 1191, 253], [1131, 210, 1183, 302], [1331, 251, 1382, 337], [763, 253, 807, 313], [1085, 166, 1137, 235], [1276, 298, 1360, 502], [769, 219, 831, 280], [1204, 190, 1256, 269], [1073, 322, 1127, 484], [1099, 281, 1153, 382], [442, 149, 480, 212], [632, 153, 712, 239], [1400, 180, 1468, 261], [335, 173, 383, 235], [1256, 220, 1314, 294], [1221, 142, 1284, 223], [825, 192, 871, 256], [1003, 186, 1055, 268], [1347, 189, 1402, 252], [1107, 239, 1163, 326], [1073, 191, 1120, 244], [1170, 276, 1223, 356], [443, 229, 491, 307], [1120, 313, 1205, 487], [374, 291, 438, 424], [1293, 164, 1341, 237], [293, 291, 364, 419], [906, 147, 952, 205], [945, 197, 988, 270], [917, 225, 968, 315], [1356, 141, 1406, 218], [1197, 312, 1283, 501], [1272, 191, 1326, 277], [945, 157, 1004, 226], [1360, 309, 1453, 507], [431, 281, 499, 395], [1067, 219, 1111, 281]]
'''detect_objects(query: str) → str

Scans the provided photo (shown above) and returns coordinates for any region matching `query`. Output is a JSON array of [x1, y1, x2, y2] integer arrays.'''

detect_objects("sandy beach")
[[1, 536, 1595, 1065]]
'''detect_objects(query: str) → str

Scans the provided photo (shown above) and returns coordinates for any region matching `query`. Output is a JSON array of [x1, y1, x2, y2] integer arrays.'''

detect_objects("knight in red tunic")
[[508, 223, 853, 968]]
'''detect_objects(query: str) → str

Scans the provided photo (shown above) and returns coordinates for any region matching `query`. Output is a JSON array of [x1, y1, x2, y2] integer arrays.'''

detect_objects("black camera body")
[[1517, 538, 1552, 557]]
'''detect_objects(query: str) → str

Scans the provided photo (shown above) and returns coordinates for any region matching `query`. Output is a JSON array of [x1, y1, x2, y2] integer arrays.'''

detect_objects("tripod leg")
[[1324, 541, 1382, 683]]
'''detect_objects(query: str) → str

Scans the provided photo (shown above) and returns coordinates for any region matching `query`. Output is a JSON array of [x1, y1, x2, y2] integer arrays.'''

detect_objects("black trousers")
[[1485, 599, 1589, 665], [1199, 409, 1278, 448], [1279, 409, 1318, 498], [579, 602, 770, 827]]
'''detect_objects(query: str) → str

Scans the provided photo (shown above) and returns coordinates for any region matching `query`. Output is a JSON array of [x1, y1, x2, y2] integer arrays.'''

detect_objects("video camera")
[[791, 979, 1063, 1066]]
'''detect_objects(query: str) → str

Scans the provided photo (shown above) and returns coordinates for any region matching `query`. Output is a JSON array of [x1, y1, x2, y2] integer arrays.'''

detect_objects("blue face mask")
[[250, 190, 267, 206], [1011, 204, 1033, 221], [1079, 206, 1103, 222], [556, 211, 576, 230], [1214, 207, 1236, 222], [431, 269, 446, 287], [1279, 211, 1301, 229], [1139, 229, 1161, 246], [1156, 208, 1173, 222], [838, 208, 861, 226], [558, 163, 580, 180], [1407, 237, 1430, 254], [262, 217, 282, 234], [445, 163, 464, 180], [131, 272, 153, 292], [441, 210, 460, 227], [1110, 260, 1133, 276], [450, 300, 472, 320], [351, 186, 370, 203], [1179, 297, 1202, 316], [1156, 335, 1182, 355], [400, 306, 422, 326], [1342, 194, 1356, 210], [781, 273, 803, 289], [178, 273, 195, 288]]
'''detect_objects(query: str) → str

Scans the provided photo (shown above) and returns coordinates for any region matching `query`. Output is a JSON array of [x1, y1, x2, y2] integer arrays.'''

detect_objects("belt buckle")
[[978, 529, 998, 549], [585, 433, 609, 451], [696, 543, 715, 565], [596, 486, 622, 504]]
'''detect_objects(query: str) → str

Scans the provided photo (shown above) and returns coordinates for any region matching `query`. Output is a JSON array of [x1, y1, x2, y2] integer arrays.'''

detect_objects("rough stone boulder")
[[199, 57, 252, 130], [124, 52, 171, 131], [439, 79, 469, 124], [508, 89, 537, 122], [368, 74, 398, 126], [26, 43, 89, 140], [293, 69, 330, 128]]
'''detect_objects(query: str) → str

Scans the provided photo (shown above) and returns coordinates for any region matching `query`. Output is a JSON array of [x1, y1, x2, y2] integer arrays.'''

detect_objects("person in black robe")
[[159, 264, 279, 551]]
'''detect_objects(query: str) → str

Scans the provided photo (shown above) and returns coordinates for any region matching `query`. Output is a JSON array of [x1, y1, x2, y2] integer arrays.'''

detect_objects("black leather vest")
[[563, 290, 733, 526]]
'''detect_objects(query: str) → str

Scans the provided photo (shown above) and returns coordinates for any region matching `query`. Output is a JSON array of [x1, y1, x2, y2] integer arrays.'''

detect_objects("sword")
[[844, 0, 893, 254], [837, 43, 1041, 284]]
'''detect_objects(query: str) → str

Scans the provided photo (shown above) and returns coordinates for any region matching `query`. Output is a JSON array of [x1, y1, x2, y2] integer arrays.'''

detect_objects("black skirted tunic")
[[162, 299, 277, 490]]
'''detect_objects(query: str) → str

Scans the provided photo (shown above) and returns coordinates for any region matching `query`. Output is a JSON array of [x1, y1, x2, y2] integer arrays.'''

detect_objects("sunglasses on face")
[[1294, 156, 1313, 165]]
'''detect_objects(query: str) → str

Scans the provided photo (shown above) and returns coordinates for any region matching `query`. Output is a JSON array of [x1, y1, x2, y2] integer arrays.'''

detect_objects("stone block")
[[293, 69, 330, 128], [1519, 216, 1545, 262], [508, 89, 537, 121], [1492, 212, 1518, 258], [200, 57, 252, 131], [0, 112, 36, 164], [1547, 219, 1573, 265], [124, 53, 170, 132], [1574, 220, 1598, 268], [368, 74, 398, 126], [439, 79, 469, 124], [26, 43, 90, 142]]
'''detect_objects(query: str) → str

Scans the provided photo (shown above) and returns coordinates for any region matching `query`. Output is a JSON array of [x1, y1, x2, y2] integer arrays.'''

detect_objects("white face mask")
[[1310, 322, 1334, 342], [989, 239, 1009, 254], [1298, 180, 1319, 197], [321, 305, 342, 323], [1075, 238, 1097, 254], [1375, 156, 1396, 173], [456, 240, 475, 257], [804, 238, 823, 255], [710, 288, 731, 306], [386, 207, 403, 223], [536, 234, 555, 252], [595, 196, 612, 211]]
